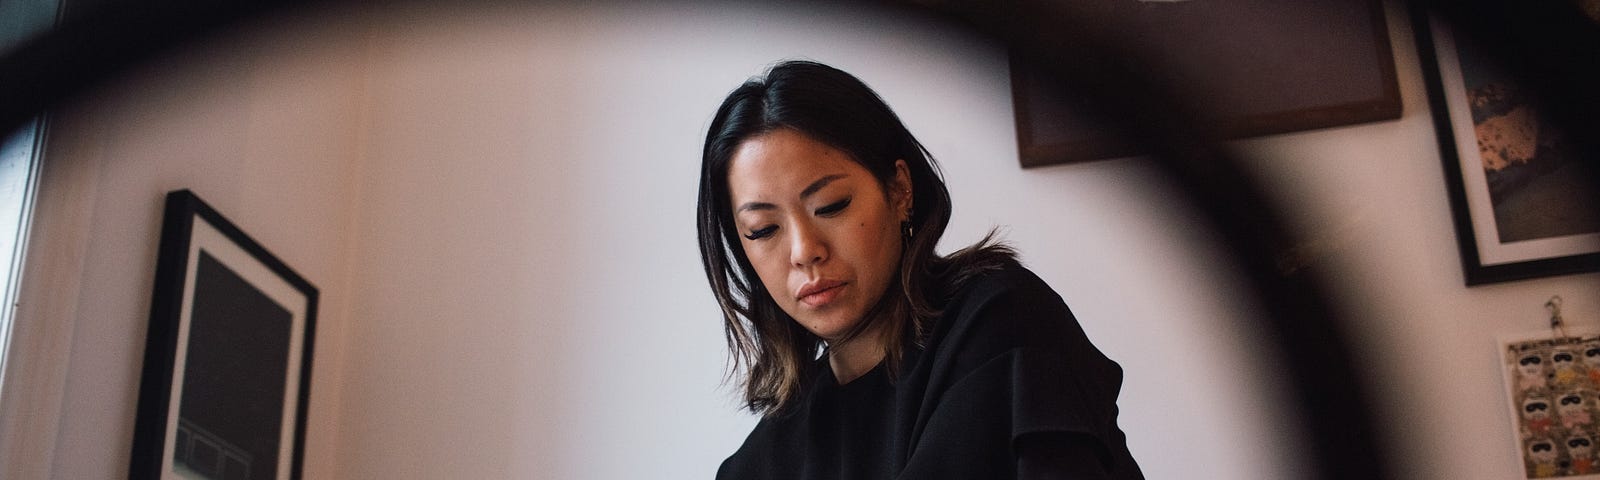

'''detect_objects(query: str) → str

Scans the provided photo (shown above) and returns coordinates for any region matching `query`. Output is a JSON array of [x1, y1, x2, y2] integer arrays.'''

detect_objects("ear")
[[890, 159, 913, 221]]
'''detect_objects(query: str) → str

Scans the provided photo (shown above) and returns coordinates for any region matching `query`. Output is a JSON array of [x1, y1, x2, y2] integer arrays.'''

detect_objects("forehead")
[[726, 129, 867, 202]]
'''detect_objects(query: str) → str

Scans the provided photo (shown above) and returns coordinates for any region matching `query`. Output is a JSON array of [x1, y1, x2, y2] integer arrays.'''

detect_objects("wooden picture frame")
[[1011, 0, 1402, 167], [1414, 11, 1600, 285], [129, 190, 318, 480]]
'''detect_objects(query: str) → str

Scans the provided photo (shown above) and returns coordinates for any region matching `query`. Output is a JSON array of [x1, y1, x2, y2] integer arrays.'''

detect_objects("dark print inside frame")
[[1011, 0, 1402, 167], [130, 190, 318, 480], [1414, 9, 1600, 286]]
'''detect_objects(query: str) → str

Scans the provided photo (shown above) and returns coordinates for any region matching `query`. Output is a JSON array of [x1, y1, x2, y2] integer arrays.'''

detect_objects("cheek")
[[868, 212, 903, 257], [740, 241, 790, 295], [843, 216, 903, 290]]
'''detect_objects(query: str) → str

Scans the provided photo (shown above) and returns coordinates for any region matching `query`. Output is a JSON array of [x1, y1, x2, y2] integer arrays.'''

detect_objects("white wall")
[[33, 11, 367, 479], [1232, 3, 1600, 478], [334, 3, 1293, 478], [22, 1, 1600, 479]]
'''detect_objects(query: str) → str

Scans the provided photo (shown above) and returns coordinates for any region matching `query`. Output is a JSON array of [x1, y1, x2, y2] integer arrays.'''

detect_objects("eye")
[[744, 225, 777, 241], [815, 197, 851, 217]]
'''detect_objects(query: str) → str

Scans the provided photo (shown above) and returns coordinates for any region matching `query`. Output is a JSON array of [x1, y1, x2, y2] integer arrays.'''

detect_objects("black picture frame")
[[1011, 0, 1402, 167], [129, 190, 318, 480], [1414, 10, 1600, 286]]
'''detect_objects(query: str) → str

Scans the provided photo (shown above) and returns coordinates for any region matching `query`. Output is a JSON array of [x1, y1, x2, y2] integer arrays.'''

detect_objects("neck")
[[827, 322, 888, 384]]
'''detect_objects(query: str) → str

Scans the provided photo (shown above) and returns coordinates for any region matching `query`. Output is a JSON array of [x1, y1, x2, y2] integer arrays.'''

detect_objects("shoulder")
[[716, 415, 788, 479], [715, 381, 815, 479], [948, 259, 1059, 308], [931, 260, 1087, 354], [914, 260, 1123, 395]]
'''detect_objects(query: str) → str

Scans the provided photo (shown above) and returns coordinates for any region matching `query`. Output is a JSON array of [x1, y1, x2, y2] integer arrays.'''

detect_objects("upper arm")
[[1015, 431, 1113, 480]]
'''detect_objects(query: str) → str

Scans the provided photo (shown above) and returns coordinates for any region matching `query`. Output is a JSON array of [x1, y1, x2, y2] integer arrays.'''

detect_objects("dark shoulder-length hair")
[[697, 60, 1012, 415]]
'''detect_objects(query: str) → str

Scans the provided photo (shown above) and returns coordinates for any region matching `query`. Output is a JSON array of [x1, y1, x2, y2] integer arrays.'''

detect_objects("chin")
[[799, 311, 865, 342]]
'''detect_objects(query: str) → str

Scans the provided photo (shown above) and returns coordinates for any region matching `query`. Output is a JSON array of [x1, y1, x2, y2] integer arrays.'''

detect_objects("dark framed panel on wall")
[[1011, 0, 1402, 167], [129, 190, 318, 480], [1414, 11, 1600, 285]]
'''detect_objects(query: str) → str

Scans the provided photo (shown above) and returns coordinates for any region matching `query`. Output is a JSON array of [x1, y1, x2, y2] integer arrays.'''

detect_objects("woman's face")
[[726, 128, 911, 342]]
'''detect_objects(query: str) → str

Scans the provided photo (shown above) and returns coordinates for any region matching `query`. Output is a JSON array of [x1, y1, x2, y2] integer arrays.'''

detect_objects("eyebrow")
[[736, 174, 849, 213]]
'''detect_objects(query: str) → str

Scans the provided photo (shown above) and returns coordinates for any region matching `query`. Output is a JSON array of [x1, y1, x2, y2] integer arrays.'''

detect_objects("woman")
[[697, 60, 1144, 479]]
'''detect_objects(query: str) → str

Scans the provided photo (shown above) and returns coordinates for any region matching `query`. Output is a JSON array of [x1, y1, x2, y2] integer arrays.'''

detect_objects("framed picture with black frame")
[[1414, 10, 1600, 286], [129, 189, 318, 480]]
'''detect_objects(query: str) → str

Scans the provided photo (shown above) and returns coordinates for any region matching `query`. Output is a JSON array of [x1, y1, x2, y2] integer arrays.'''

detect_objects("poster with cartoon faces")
[[1504, 332, 1600, 479]]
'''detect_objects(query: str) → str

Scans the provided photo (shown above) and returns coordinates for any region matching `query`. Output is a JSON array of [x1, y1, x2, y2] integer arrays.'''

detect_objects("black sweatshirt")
[[717, 262, 1145, 479]]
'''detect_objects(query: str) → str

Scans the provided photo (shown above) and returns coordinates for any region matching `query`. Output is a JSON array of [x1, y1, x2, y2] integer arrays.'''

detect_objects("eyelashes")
[[744, 225, 776, 241], [742, 197, 853, 241], [815, 198, 850, 217]]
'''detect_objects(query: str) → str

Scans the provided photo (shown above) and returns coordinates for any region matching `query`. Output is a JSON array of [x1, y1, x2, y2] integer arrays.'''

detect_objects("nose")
[[788, 221, 828, 267]]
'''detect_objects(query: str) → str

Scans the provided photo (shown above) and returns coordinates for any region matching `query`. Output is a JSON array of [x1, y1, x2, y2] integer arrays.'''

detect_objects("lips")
[[796, 279, 847, 307]]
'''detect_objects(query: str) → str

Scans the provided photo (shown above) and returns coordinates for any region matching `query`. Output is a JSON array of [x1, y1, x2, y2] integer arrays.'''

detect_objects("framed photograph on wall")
[[129, 190, 318, 480], [1415, 12, 1600, 285]]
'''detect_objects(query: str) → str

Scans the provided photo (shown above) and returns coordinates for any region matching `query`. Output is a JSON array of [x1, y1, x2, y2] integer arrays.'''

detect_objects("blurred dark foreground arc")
[[3, 1, 1599, 479]]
